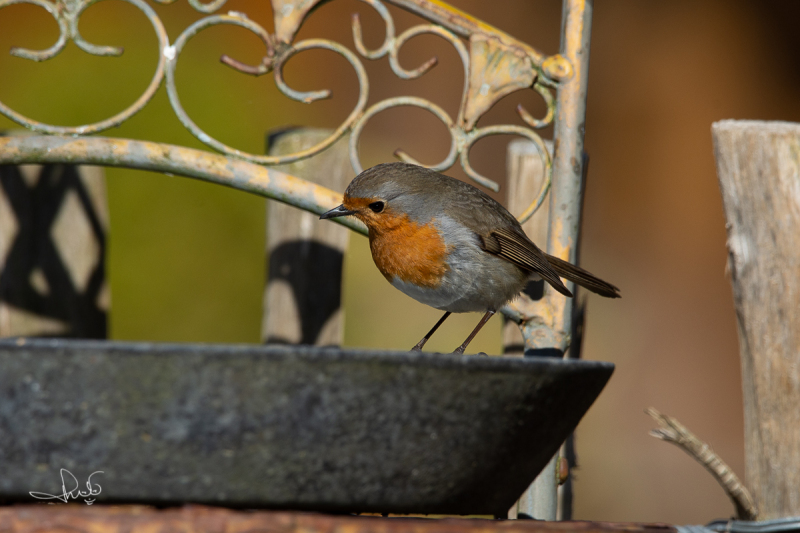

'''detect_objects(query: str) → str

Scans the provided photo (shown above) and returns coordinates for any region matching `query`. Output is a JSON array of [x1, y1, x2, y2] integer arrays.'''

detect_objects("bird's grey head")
[[344, 162, 436, 200], [321, 162, 470, 226]]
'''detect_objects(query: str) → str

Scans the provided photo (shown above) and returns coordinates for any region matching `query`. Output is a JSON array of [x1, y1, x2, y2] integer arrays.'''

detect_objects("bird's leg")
[[411, 311, 452, 351], [453, 310, 496, 355]]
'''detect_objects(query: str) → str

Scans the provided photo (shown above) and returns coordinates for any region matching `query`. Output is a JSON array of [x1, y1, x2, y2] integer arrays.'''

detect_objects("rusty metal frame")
[[504, 0, 592, 520], [503, 0, 592, 355], [0, 135, 368, 235], [0, 0, 566, 220]]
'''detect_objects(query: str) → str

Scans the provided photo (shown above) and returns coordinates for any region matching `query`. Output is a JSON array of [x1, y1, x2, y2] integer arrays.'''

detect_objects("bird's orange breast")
[[367, 211, 449, 288]]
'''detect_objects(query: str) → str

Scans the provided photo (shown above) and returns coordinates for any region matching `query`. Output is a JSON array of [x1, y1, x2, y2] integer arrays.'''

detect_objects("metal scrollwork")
[[346, 3, 555, 221], [0, 0, 564, 222], [164, 12, 370, 165], [149, 0, 228, 14], [0, 0, 169, 135]]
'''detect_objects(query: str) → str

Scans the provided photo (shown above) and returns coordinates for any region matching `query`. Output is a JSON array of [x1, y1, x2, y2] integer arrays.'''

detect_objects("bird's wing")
[[480, 227, 573, 297]]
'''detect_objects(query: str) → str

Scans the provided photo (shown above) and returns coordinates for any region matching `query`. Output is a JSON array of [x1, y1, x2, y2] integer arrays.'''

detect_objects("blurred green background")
[[3, 0, 800, 524]]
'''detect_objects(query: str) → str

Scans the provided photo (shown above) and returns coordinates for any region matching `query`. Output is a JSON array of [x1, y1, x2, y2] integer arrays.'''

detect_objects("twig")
[[646, 407, 758, 520]]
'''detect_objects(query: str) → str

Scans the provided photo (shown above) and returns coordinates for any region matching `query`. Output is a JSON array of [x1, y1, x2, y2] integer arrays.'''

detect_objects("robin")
[[320, 162, 620, 354]]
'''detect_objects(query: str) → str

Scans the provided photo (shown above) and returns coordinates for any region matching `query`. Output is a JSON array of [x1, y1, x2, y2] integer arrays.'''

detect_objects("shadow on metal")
[[0, 338, 613, 516]]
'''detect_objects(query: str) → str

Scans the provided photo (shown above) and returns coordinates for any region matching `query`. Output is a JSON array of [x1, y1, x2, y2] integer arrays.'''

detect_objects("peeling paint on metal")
[[0, 135, 368, 236]]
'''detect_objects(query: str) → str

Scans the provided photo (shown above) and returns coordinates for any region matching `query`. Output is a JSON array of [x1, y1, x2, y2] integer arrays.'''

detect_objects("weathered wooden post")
[[503, 139, 551, 350], [263, 128, 352, 345], [712, 120, 800, 519], [0, 153, 108, 338]]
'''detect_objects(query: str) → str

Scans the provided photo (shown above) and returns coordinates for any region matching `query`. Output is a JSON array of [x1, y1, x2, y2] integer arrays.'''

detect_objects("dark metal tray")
[[0, 338, 613, 515]]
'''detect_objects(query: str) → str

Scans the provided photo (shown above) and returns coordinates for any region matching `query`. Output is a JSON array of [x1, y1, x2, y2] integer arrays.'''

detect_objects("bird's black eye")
[[368, 201, 385, 213]]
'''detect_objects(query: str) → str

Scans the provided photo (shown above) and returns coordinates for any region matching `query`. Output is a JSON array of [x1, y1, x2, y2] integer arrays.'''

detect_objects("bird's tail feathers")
[[545, 254, 621, 299]]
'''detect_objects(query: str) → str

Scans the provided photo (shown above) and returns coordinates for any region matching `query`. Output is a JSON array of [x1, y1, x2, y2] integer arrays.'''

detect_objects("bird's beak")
[[320, 204, 356, 219]]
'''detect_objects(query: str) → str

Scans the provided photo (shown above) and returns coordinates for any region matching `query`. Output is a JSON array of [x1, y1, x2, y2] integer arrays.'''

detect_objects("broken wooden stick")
[[646, 407, 757, 520]]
